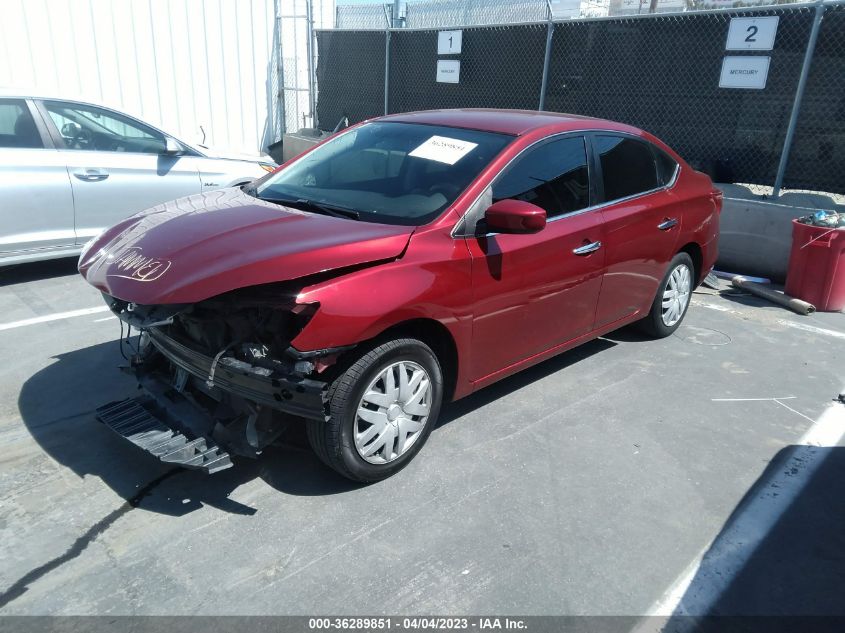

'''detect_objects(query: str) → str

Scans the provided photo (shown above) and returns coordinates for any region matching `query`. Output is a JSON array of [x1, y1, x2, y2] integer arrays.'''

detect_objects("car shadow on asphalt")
[[19, 335, 621, 516], [437, 336, 617, 426], [656, 442, 845, 628], [17, 341, 364, 517], [0, 257, 80, 287]]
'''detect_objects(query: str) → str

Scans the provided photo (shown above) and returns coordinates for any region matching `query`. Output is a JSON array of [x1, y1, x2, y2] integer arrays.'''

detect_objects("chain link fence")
[[389, 23, 549, 113], [319, 0, 845, 195], [335, 2, 392, 29], [544, 6, 814, 189], [782, 1, 845, 193], [315, 29, 387, 129], [404, 0, 550, 26], [334, 0, 813, 28]]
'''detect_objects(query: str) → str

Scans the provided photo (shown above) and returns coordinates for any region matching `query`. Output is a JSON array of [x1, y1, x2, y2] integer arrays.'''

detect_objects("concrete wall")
[[717, 184, 845, 282]]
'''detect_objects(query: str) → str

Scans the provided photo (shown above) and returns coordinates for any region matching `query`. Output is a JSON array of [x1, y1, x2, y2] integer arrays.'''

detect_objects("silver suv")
[[0, 94, 275, 266]]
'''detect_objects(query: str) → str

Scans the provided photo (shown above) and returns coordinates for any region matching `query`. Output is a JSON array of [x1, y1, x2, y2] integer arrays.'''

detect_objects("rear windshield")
[[255, 121, 513, 226]]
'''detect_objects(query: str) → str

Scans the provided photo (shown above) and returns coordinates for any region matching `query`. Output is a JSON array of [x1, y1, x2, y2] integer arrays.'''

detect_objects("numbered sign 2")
[[726, 17, 779, 51], [437, 30, 462, 55]]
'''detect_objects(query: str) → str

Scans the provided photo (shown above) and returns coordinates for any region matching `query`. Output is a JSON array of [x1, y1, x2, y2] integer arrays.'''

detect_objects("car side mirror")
[[484, 199, 547, 234], [162, 137, 182, 155]]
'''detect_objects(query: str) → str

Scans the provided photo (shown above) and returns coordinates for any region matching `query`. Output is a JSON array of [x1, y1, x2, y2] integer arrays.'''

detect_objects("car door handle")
[[572, 241, 602, 256], [658, 218, 678, 231], [73, 169, 109, 182]]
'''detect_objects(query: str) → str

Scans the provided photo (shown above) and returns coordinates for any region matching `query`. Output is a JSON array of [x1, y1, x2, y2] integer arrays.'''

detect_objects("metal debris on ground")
[[701, 271, 721, 290], [713, 270, 771, 284], [731, 276, 815, 316]]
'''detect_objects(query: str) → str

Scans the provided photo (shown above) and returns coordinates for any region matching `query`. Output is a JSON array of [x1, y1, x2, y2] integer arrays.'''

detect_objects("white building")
[[0, 0, 334, 156]]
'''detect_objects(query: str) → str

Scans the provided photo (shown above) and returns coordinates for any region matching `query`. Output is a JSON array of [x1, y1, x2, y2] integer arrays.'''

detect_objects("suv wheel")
[[306, 338, 443, 482], [640, 252, 694, 338]]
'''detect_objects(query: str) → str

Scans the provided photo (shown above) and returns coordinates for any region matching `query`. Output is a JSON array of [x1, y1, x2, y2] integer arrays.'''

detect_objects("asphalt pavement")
[[0, 258, 843, 616]]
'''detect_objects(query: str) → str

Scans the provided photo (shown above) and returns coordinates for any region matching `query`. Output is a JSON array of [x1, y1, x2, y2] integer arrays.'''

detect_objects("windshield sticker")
[[408, 136, 478, 165]]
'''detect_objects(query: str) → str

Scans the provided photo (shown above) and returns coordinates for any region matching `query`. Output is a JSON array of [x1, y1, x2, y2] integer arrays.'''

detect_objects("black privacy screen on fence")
[[315, 4, 845, 194], [315, 30, 386, 129], [389, 24, 548, 113], [544, 8, 813, 189], [784, 3, 845, 194]]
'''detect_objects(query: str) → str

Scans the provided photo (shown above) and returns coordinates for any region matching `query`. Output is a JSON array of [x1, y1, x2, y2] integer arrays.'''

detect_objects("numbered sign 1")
[[726, 17, 779, 51], [437, 30, 462, 55]]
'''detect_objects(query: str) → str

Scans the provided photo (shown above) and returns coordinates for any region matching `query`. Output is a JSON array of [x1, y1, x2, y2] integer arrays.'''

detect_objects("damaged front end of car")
[[95, 282, 351, 474]]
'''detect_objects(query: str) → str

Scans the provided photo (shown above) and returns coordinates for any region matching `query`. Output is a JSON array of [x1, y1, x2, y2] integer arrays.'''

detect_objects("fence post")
[[772, 0, 826, 197], [383, 5, 391, 115], [538, 0, 554, 111], [305, 0, 317, 129]]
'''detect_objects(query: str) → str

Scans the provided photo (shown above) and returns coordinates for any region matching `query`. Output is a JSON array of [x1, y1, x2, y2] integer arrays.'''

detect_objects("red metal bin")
[[785, 220, 845, 312]]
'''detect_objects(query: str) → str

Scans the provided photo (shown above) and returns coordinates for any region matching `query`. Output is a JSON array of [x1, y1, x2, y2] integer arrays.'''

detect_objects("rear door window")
[[595, 135, 659, 202], [492, 136, 590, 219], [653, 147, 679, 186], [0, 99, 43, 149]]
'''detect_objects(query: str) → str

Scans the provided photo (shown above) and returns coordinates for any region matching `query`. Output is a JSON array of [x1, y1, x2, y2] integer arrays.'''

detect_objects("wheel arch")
[[677, 241, 703, 285], [371, 318, 459, 403]]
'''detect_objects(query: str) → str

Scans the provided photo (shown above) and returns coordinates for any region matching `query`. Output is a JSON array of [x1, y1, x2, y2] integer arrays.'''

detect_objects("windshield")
[[254, 121, 513, 226]]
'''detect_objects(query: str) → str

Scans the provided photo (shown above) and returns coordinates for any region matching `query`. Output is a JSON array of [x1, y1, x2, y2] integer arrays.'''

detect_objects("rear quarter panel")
[[676, 168, 721, 282], [643, 132, 721, 282]]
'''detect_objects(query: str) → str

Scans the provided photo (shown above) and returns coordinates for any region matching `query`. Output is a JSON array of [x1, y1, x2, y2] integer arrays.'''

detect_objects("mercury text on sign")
[[719, 56, 771, 89], [436, 59, 461, 84]]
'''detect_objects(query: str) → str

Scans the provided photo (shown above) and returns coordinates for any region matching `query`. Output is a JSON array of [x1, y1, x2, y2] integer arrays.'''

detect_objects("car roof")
[[0, 88, 85, 101], [377, 108, 642, 137]]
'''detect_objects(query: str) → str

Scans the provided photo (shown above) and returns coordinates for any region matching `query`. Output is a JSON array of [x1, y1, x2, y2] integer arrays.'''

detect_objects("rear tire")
[[307, 337, 443, 482], [639, 252, 694, 338]]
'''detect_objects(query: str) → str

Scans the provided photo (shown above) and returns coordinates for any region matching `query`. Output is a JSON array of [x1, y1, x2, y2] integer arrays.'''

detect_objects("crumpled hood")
[[79, 189, 414, 304]]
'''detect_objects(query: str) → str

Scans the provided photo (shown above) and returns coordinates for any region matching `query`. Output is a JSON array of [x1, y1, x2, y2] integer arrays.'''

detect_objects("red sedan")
[[80, 109, 721, 481]]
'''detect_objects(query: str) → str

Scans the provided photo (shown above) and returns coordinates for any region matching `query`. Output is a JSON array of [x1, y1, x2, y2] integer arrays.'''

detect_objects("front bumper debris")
[[147, 328, 328, 421], [96, 397, 233, 474], [94, 288, 340, 474]]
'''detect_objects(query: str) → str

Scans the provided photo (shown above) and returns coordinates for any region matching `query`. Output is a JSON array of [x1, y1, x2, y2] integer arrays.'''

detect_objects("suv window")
[[43, 100, 167, 154], [492, 136, 589, 219], [595, 135, 659, 202], [654, 147, 679, 186], [0, 99, 42, 149]]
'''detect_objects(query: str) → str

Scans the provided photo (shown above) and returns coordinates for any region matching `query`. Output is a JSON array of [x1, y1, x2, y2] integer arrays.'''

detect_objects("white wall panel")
[[0, 0, 332, 154]]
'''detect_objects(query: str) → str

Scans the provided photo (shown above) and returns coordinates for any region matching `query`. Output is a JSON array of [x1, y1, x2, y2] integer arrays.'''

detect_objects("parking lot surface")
[[0, 259, 843, 615]]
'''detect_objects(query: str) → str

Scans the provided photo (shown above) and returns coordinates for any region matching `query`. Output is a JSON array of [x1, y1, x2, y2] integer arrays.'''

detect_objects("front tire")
[[639, 252, 694, 338], [306, 338, 443, 482]]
